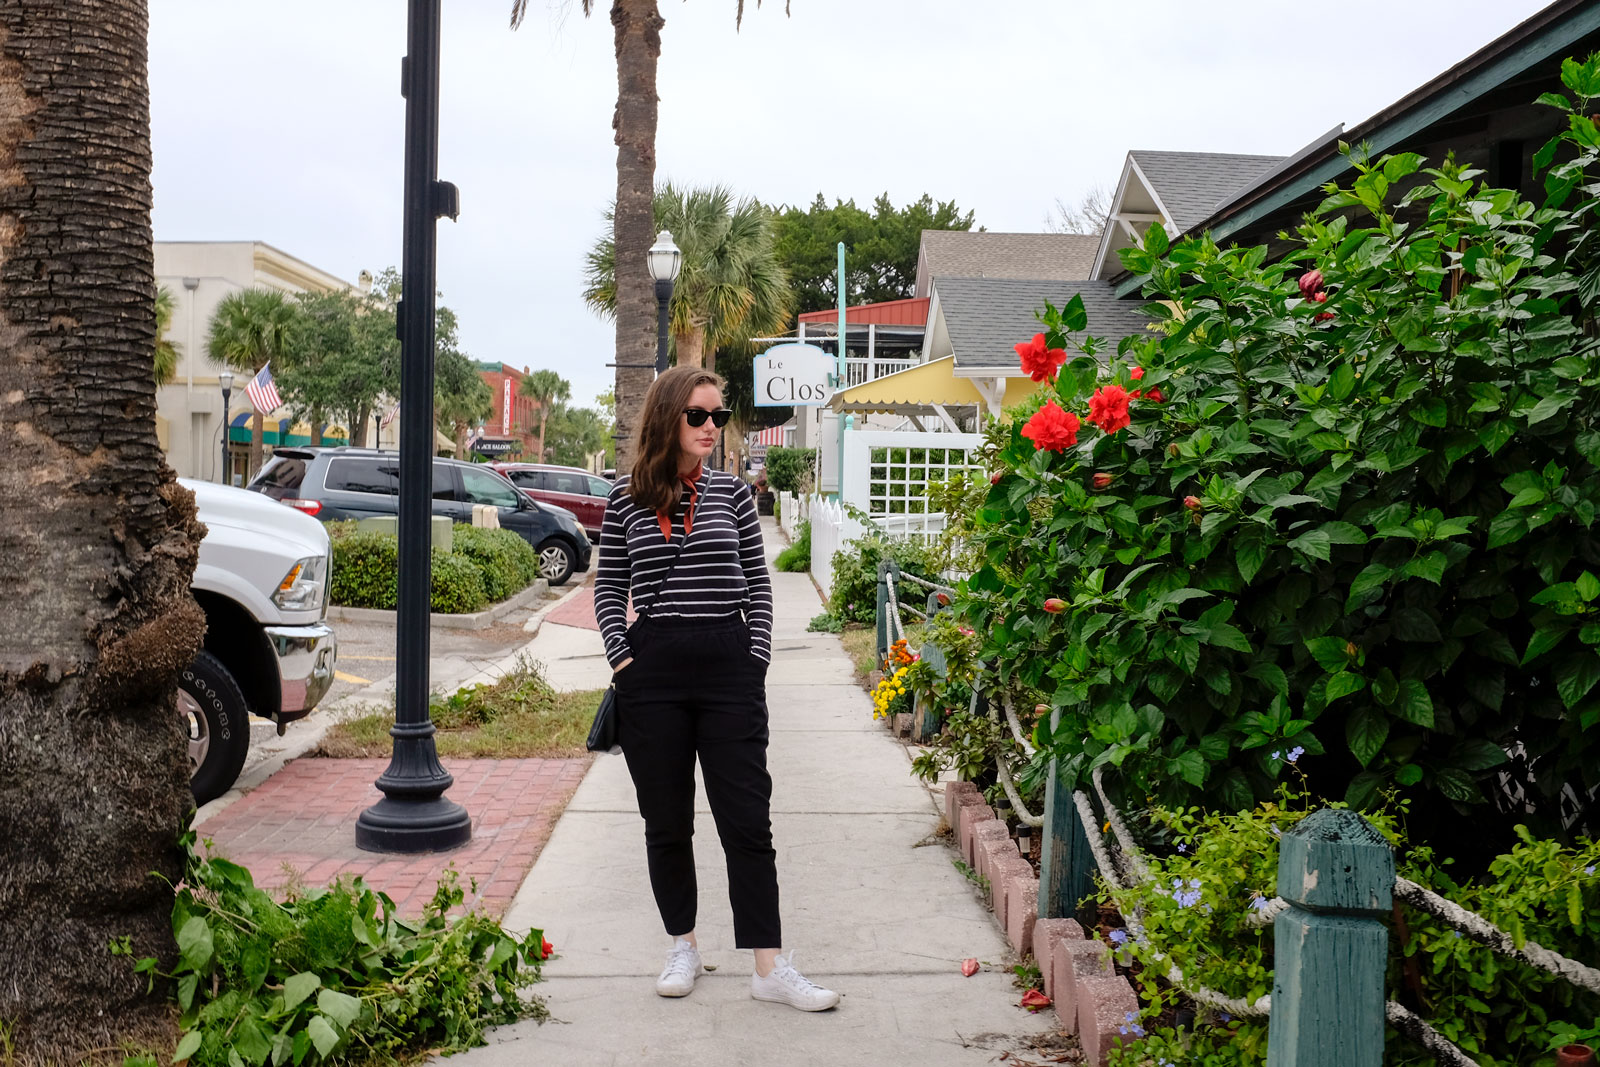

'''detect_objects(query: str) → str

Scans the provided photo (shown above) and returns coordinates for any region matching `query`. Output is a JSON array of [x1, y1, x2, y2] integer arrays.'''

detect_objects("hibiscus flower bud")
[[1184, 495, 1202, 510], [1146, 387, 1165, 403], [1130, 389, 1143, 400], [1167, 443, 1180, 458], [1092, 472, 1113, 490], [936, 592, 951, 606], [1034, 703, 1050, 719], [990, 470, 1003, 485], [1298, 269, 1324, 297], [1043, 598, 1067, 613], [1345, 641, 1359, 658]]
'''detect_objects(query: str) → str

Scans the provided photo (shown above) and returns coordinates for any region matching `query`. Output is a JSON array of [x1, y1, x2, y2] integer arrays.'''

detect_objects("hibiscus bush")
[[960, 59, 1600, 855]]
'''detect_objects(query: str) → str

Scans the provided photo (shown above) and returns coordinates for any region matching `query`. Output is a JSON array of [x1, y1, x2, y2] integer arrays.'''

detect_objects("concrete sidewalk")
[[456, 518, 1052, 1065]]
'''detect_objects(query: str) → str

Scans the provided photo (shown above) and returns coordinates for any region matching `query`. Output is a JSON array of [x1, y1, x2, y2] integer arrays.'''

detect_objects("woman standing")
[[594, 365, 839, 1012]]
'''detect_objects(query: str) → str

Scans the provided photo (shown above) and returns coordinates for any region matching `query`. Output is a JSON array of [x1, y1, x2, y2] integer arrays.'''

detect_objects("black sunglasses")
[[684, 407, 733, 428]]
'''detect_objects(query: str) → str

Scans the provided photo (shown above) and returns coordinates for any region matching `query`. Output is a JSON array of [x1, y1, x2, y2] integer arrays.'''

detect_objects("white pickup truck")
[[179, 478, 338, 802]]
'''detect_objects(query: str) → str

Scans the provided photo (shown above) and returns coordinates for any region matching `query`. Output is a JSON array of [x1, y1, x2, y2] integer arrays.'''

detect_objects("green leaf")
[[1435, 767, 1484, 804], [306, 1016, 341, 1058], [1236, 534, 1268, 583], [316, 988, 362, 1029], [176, 916, 213, 972], [1409, 396, 1448, 427], [282, 972, 320, 1013], [1450, 739, 1508, 771], [1324, 671, 1367, 703], [1399, 552, 1447, 585], [1328, 363, 1356, 401], [1203, 622, 1253, 653], [1346, 563, 1391, 610], [1528, 393, 1572, 424], [1289, 528, 1331, 562], [1304, 636, 1351, 672], [1061, 292, 1088, 333], [1487, 509, 1529, 549], [1245, 662, 1289, 695], [1523, 624, 1570, 664], [1395, 763, 1424, 787], [1391, 607, 1441, 642], [1556, 652, 1600, 708], [1395, 680, 1435, 727], [1344, 770, 1385, 809], [174, 1030, 203, 1064], [1144, 221, 1169, 257], [1219, 768, 1255, 812], [1578, 571, 1600, 602], [1346, 707, 1390, 767]]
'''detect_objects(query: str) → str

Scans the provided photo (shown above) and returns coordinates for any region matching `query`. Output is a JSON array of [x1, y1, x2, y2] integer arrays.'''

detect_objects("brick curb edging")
[[944, 779, 1142, 1066], [327, 578, 551, 631]]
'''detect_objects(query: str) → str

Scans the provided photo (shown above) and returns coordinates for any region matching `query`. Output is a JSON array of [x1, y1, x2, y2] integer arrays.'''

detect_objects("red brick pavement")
[[199, 758, 590, 917], [543, 581, 634, 632]]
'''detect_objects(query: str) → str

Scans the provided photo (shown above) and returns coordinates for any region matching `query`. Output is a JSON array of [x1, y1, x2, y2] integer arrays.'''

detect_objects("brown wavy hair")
[[627, 365, 725, 513]]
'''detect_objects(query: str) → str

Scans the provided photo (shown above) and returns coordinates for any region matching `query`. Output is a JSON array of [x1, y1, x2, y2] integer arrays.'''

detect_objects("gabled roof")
[[926, 276, 1155, 377], [1127, 151, 1286, 234], [913, 232, 1100, 299]]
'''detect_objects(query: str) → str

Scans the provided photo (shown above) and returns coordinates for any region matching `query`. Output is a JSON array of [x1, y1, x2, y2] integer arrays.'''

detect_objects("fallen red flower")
[[1087, 385, 1132, 434], [1014, 333, 1068, 383], [1021, 400, 1081, 452], [1020, 989, 1052, 1011], [542, 938, 554, 957], [961, 958, 981, 977]]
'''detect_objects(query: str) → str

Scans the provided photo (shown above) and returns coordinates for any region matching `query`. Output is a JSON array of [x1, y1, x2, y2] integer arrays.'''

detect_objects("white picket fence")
[[777, 490, 807, 541]]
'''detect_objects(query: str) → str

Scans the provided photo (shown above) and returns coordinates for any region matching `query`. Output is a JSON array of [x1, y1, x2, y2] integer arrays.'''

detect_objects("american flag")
[[245, 363, 283, 414], [379, 401, 400, 429]]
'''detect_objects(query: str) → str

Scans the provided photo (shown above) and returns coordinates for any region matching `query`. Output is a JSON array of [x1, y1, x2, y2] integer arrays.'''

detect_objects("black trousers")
[[615, 615, 781, 948]]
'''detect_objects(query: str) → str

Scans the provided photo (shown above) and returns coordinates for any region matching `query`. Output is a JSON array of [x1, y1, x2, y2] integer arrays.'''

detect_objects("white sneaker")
[[750, 951, 840, 1011], [655, 938, 703, 997]]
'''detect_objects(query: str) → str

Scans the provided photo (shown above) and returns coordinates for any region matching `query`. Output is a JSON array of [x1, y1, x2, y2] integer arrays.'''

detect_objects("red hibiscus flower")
[[1021, 400, 1081, 452], [1130, 366, 1145, 381], [1015, 333, 1067, 383], [1087, 385, 1132, 434], [1145, 387, 1165, 403]]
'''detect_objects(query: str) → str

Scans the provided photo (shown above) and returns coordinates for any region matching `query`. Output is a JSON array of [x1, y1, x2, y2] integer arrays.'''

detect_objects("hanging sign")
[[755, 343, 834, 407]]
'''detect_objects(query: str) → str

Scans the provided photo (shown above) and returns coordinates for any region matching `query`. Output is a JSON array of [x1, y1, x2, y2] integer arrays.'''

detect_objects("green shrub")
[[132, 832, 547, 1067], [962, 67, 1600, 854], [764, 447, 816, 494], [775, 520, 811, 572], [452, 524, 540, 602], [430, 548, 487, 614], [829, 534, 937, 624], [329, 530, 398, 610], [330, 531, 496, 614]]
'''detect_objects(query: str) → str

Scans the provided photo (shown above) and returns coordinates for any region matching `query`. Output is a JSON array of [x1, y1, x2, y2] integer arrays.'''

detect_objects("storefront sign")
[[502, 379, 513, 433], [755, 344, 833, 407], [471, 437, 518, 456]]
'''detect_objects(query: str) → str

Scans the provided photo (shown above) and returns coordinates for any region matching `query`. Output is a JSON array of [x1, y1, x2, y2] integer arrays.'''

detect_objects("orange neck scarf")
[[657, 472, 701, 541]]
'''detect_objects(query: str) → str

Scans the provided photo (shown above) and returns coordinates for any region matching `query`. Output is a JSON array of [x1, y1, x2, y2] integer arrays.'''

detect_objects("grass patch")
[[316, 656, 602, 759], [774, 520, 811, 572], [839, 622, 925, 684]]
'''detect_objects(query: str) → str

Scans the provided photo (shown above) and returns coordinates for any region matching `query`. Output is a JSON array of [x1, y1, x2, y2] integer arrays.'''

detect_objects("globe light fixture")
[[648, 230, 681, 375]]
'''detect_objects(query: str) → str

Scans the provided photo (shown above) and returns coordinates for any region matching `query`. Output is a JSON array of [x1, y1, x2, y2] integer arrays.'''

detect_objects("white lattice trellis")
[[841, 430, 985, 531]]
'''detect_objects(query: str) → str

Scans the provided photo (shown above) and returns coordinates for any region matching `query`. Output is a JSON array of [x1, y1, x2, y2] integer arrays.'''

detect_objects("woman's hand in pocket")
[[614, 656, 634, 675]]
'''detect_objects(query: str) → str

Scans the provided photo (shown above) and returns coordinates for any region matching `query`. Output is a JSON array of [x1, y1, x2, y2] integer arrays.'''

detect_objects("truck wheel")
[[180, 650, 252, 804], [536, 538, 576, 586]]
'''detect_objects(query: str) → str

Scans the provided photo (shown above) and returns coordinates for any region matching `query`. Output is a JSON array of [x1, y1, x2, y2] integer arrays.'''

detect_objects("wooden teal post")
[[915, 590, 948, 739], [1036, 708, 1095, 924], [1267, 808, 1394, 1067], [874, 559, 890, 663]]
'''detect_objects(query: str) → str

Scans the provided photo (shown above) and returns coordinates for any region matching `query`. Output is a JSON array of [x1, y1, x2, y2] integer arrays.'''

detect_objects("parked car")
[[181, 478, 338, 803], [247, 447, 592, 586], [489, 462, 613, 537]]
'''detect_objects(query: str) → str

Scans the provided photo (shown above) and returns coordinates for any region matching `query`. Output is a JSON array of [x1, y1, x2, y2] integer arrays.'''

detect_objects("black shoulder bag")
[[586, 530, 690, 753]]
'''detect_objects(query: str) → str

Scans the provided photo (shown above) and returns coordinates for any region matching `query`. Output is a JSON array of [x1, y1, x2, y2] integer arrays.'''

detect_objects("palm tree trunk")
[[538, 409, 548, 462], [674, 323, 708, 370], [310, 407, 323, 447], [609, 0, 664, 474], [0, 2, 205, 1057], [250, 409, 264, 477]]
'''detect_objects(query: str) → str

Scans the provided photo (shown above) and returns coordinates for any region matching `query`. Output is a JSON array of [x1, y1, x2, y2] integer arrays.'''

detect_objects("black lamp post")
[[648, 230, 681, 375], [219, 371, 233, 485], [355, 0, 470, 853]]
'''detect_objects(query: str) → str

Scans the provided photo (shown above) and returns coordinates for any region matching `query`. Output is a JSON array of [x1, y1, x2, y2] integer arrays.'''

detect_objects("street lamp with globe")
[[219, 371, 234, 485], [647, 230, 682, 375]]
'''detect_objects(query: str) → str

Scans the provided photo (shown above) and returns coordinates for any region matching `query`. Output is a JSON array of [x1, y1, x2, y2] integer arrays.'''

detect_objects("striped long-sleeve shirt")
[[594, 466, 774, 669]]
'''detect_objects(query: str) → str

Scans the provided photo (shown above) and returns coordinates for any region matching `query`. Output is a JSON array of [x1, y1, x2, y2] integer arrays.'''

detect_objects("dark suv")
[[248, 448, 592, 585]]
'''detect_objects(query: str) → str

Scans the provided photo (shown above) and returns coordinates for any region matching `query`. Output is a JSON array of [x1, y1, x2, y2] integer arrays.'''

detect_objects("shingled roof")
[[930, 276, 1155, 375], [913, 232, 1100, 299], [1128, 150, 1286, 234]]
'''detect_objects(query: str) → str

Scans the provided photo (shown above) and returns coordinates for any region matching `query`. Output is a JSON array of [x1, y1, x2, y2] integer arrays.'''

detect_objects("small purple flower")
[[1177, 842, 1188, 853], [1175, 888, 1203, 908], [1109, 929, 1129, 945], [1188, 878, 1202, 890], [1270, 826, 1282, 838], [1287, 745, 1305, 762], [1586, 864, 1596, 875], [1121, 1012, 1146, 1037], [1250, 894, 1270, 911], [1271, 749, 1282, 761], [1219, 1012, 1232, 1023]]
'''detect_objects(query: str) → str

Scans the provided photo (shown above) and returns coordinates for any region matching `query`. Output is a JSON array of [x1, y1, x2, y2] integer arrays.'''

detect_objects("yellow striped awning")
[[828, 356, 1046, 414]]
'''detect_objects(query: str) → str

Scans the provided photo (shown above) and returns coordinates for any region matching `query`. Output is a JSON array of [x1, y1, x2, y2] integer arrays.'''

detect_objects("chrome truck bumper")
[[265, 621, 338, 718]]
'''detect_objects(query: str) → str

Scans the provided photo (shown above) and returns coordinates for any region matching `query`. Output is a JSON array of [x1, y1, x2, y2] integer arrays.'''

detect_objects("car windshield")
[[460, 466, 520, 508], [250, 456, 307, 499]]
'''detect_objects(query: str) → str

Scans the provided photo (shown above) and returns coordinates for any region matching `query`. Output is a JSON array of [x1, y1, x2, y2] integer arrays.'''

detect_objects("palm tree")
[[519, 369, 572, 462], [154, 284, 180, 385], [509, 0, 785, 471], [206, 287, 296, 477], [585, 184, 792, 371], [0, 3, 207, 1057]]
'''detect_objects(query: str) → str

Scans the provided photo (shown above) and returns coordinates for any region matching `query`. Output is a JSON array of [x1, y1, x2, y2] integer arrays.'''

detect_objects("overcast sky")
[[149, 0, 1553, 407]]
